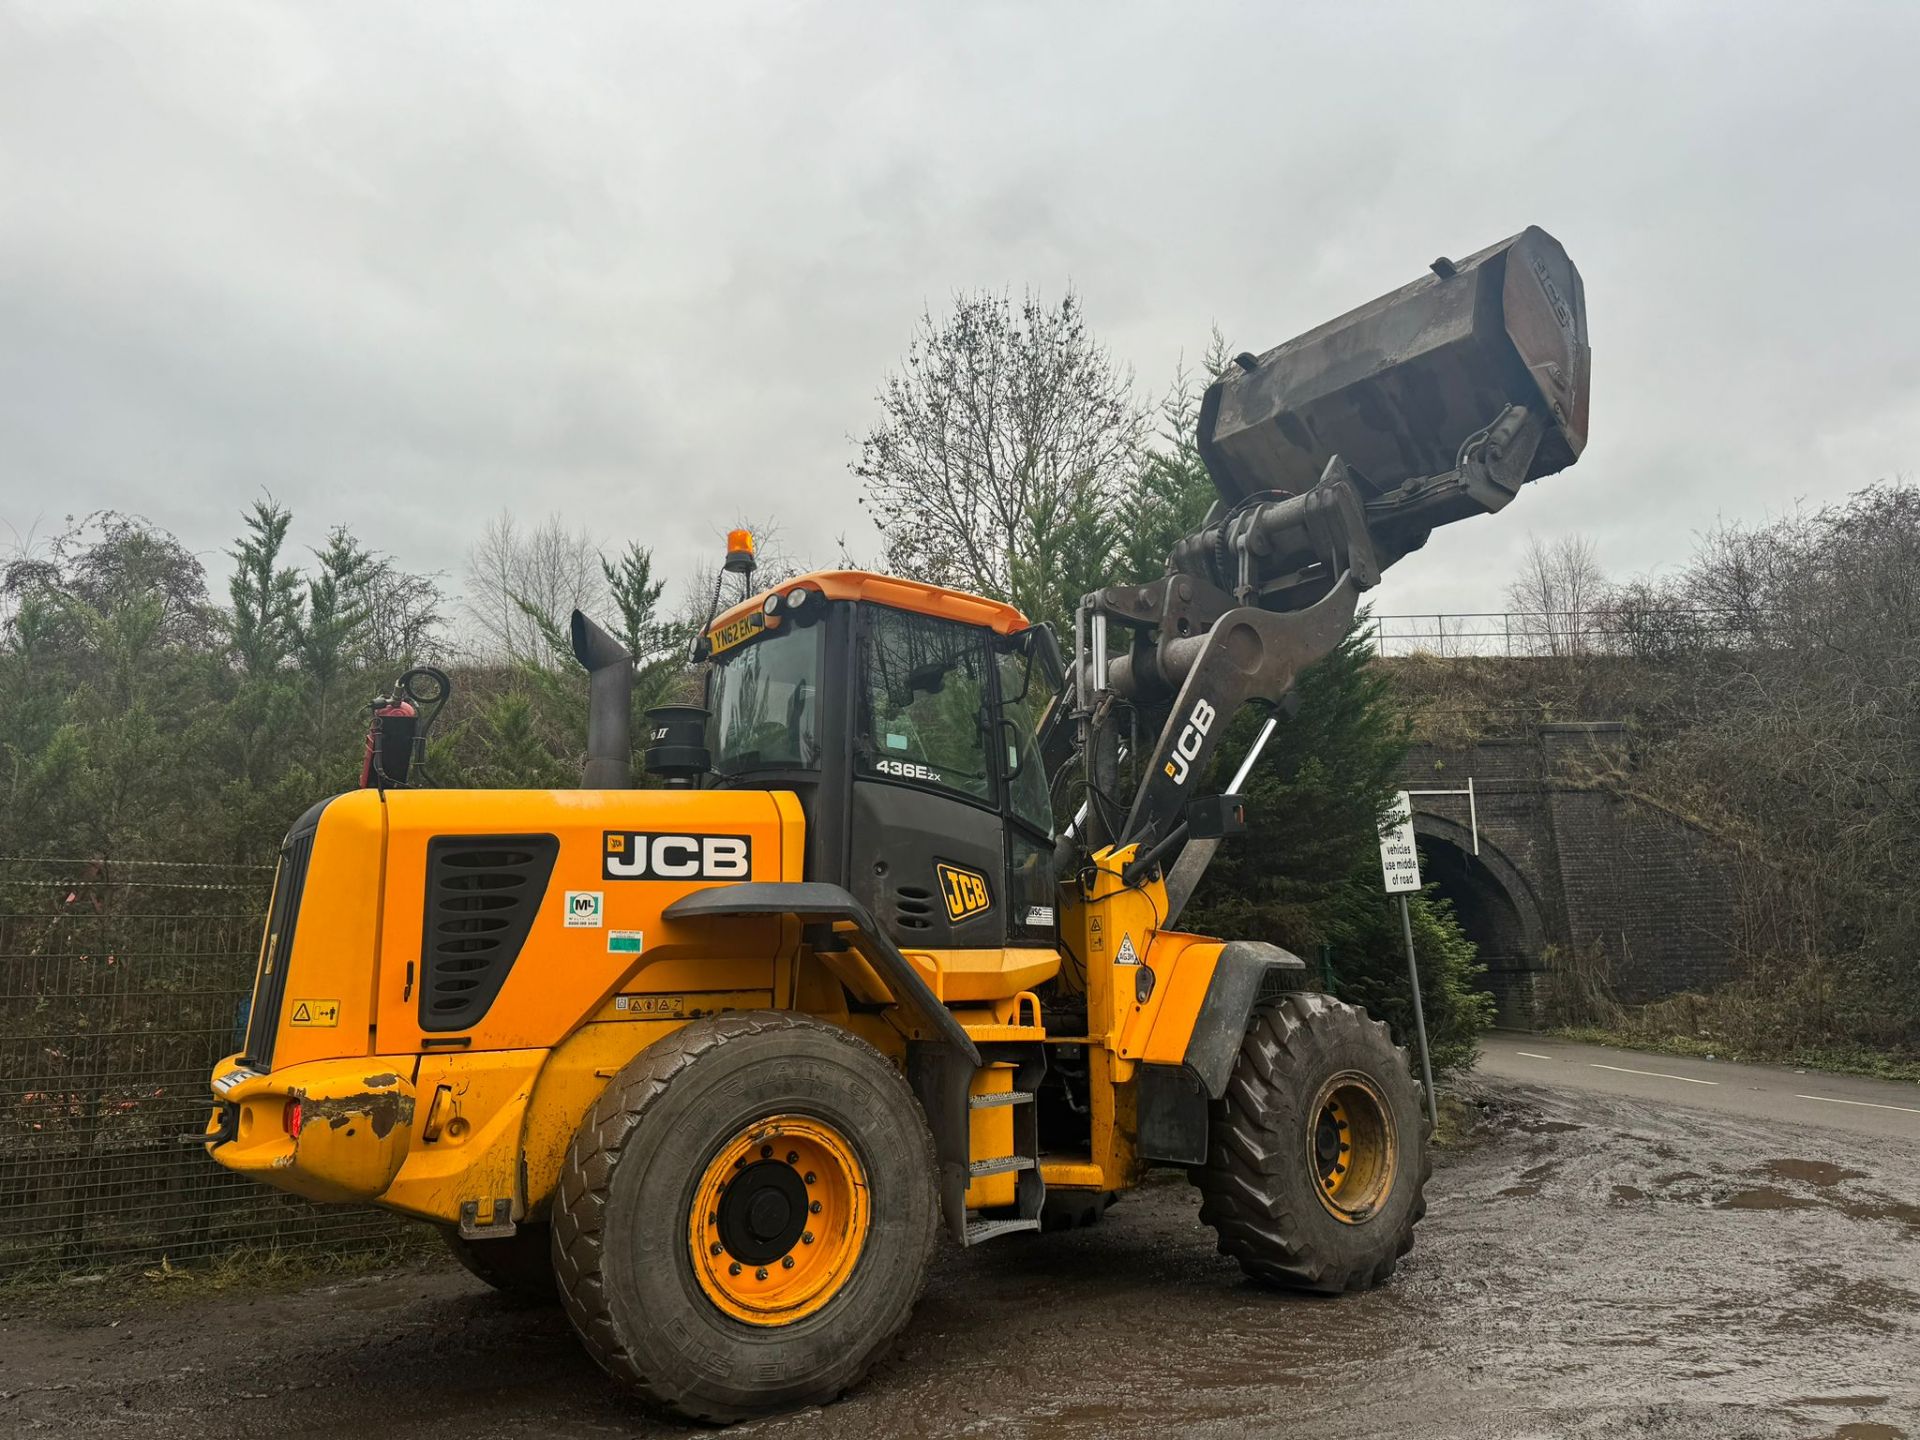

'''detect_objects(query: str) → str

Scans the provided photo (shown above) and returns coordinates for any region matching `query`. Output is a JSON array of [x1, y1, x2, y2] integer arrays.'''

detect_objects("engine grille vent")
[[418, 835, 558, 1033], [894, 884, 935, 931]]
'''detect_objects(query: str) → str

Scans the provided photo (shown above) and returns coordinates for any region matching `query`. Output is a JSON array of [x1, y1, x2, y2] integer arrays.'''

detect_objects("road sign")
[[1378, 790, 1422, 894], [1378, 790, 1436, 1125]]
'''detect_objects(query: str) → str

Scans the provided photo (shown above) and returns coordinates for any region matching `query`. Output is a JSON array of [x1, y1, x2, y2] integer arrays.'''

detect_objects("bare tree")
[[852, 288, 1147, 626], [1506, 533, 1607, 656], [464, 511, 607, 665]]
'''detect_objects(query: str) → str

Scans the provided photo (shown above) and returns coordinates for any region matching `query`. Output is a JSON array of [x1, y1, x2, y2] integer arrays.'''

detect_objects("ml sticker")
[[564, 891, 604, 928], [289, 999, 340, 1027]]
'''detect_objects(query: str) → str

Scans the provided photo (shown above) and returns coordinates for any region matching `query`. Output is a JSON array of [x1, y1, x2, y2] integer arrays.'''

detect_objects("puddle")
[[1517, 1120, 1582, 1134], [1653, 1170, 1704, 1186], [1498, 1184, 1540, 1199], [1718, 1186, 1821, 1213], [1715, 1186, 1920, 1230], [1830, 1424, 1905, 1440], [1837, 1197, 1920, 1231], [1610, 1185, 1645, 1203], [1760, 1158, 1868, 1187]]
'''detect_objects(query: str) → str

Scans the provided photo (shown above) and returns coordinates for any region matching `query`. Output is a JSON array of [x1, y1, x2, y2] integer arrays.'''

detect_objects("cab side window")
[[860, 608, 992, 803], [996, 648, 1055, 838]]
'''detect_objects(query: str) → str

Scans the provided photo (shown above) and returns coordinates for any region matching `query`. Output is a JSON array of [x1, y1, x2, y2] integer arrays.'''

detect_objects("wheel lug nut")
[[804, 1172, 816, 1185], [760, 1144, 772, 1159], [755, 1267, 768, 1281], [809, 1200, 822, 1214], [786, 1151, 798, 1165], [710, 1242, 722, 1255], [728, 1262, 741, 1276], [802, 1232, 814, 1245], [782, 1256, 795, 1269]]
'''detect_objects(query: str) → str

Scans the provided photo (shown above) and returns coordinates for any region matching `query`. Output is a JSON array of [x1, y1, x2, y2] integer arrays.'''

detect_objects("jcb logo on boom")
[[936, 862, 992, 923], [1162, 699, 1217, 786], [603, 832, 751, 881]]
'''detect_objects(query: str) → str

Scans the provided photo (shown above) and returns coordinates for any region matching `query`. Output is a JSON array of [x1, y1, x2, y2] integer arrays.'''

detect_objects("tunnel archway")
[[1411, 816, 1548, 1027]]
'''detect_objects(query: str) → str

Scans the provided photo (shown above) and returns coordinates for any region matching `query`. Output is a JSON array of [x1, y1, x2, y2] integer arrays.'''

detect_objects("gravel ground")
[[3, 1078, 1916, 1439]]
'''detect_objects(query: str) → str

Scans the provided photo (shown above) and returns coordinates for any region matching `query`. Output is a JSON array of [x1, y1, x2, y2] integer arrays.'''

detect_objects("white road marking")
[[1515, 1051, 1554, 1060], [1588, 1063, 1719, 1086], [1795, 1093, 1920, 1116]]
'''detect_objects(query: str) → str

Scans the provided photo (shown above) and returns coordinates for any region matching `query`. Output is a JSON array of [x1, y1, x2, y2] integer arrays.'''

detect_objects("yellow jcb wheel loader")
[[202, 227, 1589, 1423]]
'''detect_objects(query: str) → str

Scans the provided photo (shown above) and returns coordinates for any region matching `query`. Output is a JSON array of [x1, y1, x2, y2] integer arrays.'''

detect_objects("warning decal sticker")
[[614, 994, 683, 1015], [289, 999, 340, 1027], [1114, 933, 1140, 967]]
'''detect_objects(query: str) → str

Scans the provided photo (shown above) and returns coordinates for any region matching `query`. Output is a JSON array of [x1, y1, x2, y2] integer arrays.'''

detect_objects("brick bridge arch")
[[1411, 814, 1549, 1024], [1399, 723, 1735, 1026]]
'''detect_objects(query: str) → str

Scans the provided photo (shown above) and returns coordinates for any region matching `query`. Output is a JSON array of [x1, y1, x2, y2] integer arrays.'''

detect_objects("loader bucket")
[[1197, 226, 1589, 507]]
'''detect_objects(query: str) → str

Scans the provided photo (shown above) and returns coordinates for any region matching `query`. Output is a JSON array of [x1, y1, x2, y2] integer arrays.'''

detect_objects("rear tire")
[[1190, 992, 1430, 1293], [550, 1012, 940, 1424], [441, 1222, 557, 1302]]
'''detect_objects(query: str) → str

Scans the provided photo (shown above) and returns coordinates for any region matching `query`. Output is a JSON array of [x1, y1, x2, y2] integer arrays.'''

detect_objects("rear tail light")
[[283, 1099, 304, 1139]]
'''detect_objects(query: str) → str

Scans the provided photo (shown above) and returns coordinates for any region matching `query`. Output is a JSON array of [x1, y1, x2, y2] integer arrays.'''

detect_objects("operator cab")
[[693, 572, 1064, 952]]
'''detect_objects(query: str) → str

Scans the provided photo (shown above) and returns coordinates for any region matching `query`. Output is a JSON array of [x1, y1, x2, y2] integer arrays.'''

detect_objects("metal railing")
[[1368, 609, 1760, 659], [0, 857, 403, 1279]]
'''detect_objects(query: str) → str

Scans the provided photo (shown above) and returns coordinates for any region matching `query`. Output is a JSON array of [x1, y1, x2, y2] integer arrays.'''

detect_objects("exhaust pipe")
[[569, 610, 633, 789]]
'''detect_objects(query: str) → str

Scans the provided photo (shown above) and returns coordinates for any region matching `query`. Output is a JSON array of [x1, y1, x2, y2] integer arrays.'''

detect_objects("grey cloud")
[[1, 0, 1914, 619]]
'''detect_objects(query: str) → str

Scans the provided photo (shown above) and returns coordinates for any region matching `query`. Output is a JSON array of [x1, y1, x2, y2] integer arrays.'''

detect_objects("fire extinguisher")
[[360, 667, 450, 789]]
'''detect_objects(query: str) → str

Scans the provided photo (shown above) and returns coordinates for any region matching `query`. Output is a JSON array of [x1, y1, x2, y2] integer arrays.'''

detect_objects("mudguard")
[[662, 881, 981, 1066], [1136, 940, 1306, 1166]]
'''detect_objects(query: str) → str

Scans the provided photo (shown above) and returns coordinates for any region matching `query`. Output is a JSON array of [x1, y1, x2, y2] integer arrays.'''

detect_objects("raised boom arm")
[[1072, 226, 1591, 885]]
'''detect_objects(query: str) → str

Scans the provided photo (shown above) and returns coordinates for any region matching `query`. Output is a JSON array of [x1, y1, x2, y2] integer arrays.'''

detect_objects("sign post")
[[1379, 791, 1438, 1130]]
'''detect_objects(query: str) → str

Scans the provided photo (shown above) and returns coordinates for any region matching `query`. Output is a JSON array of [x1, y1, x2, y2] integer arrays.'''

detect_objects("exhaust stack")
[[569, 610, 633, 789]]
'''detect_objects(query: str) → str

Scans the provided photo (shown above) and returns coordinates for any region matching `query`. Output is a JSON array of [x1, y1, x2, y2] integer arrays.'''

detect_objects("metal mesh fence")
[[0, 857, 404, 1279]]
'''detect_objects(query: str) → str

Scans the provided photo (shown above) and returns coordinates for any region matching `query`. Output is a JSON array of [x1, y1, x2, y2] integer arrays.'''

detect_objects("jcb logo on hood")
[[1163, 699, 1217, 786], [603, 832, 751, 881], [936, 862, 992, 922]]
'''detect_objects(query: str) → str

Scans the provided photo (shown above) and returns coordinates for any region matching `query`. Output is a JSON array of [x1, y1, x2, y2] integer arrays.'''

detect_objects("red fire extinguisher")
[[359, 668, 449, 789]]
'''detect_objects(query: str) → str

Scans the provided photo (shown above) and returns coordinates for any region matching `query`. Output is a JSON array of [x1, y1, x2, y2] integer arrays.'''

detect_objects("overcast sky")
[[2, 1, 1916, 625]]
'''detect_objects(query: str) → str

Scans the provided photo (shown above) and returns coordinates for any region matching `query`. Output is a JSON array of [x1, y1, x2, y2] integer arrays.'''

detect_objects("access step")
[[964, 1217, 1041, 1245], [968, 1089, 1034, 1109], [968, 1155, 1035, 1179]]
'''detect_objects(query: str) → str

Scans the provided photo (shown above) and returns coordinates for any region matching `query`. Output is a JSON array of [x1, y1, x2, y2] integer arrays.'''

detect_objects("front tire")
[[1190, 992, 1430, 1293], [550, 1012, 940, 1424]]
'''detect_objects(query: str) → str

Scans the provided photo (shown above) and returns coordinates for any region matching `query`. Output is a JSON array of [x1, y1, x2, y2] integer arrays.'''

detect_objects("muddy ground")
[[3, 1079, 1916, 1439]]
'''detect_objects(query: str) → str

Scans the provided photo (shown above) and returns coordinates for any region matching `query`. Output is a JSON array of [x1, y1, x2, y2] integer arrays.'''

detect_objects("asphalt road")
[[1479, 1031, 1920, 1139]]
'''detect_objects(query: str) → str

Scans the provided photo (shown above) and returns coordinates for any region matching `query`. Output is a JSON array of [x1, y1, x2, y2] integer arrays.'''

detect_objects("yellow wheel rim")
[[1308, 1071, 1398, 1225], [688, 1115, 869, 1326]]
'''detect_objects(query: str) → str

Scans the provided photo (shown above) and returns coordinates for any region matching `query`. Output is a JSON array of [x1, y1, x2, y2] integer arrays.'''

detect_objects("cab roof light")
[[724, 529, 757, 577]]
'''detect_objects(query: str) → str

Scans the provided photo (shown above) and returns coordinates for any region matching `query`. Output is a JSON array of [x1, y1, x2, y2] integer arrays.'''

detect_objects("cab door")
[[847, 605, 1010, 950]]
